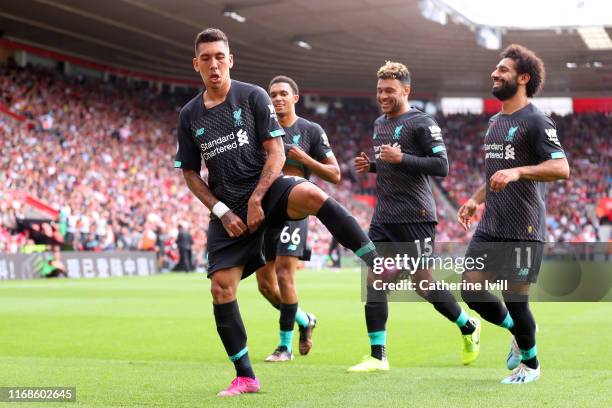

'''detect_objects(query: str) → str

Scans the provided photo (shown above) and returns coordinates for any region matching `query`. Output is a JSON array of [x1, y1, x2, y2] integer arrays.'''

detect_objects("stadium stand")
[[0, 63, 208, 269], [1, 62, 609, 269]]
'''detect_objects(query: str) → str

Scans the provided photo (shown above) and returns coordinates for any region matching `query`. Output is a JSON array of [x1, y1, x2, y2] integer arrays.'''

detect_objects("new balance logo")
[[545, 128, 560, 146], [237, 129, 249, 146], [195, 128, 205, 137], [518, 268, 529, 276], [504, 144, 515, 160]]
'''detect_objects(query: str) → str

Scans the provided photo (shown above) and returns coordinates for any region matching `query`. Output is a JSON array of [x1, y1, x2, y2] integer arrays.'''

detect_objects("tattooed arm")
[[247, 137, 285, 232]]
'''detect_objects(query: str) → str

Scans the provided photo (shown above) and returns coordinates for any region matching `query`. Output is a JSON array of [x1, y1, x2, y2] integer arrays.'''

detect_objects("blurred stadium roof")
[[1, 0, 611, 96]]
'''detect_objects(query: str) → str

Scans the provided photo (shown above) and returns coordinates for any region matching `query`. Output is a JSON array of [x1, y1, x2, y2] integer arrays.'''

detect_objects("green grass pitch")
[[0, 269, 610, 407]]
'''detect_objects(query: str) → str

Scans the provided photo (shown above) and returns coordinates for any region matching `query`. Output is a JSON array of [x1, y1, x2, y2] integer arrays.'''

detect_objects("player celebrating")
[[175, 28, 385, 397], [349, 61, 480, 372], [256, 75, 340, 362], [458, 44, 569, 384]]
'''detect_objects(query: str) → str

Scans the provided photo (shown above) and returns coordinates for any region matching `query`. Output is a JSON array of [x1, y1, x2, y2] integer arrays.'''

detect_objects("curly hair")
[[268, 75, 299, 95], [377, 61, 411, 84], [500, 44, 545, 98]]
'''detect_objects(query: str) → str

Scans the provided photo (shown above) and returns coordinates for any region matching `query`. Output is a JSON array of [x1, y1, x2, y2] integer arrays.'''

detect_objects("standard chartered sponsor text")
[[484, 142, 505, 159], [201, 132, 240, 160]]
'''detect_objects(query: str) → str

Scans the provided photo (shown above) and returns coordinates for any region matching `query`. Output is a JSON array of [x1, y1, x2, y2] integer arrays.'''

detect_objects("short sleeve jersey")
[[283, 117, 334, 180], [174, 80, 285, 220], [371, 108, 447, 224], [476, 103, 566, 241]]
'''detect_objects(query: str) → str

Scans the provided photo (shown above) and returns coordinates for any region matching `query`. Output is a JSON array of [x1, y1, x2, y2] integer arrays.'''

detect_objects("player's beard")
[[381, 97, 402, 115], [492, 76, 519, 101]]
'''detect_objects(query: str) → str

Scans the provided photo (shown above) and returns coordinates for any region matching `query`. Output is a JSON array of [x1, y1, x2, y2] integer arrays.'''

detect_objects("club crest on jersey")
[[237, 129, 249, 146], [292, 134, 301, 145], [393, 125, 403, 140], [505, 126, 519, 142], [195, 127, 205, 138], [233, 109, 243, 127]]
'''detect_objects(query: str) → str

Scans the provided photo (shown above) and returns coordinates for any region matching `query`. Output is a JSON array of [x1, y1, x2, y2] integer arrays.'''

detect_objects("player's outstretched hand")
[[379, 143, 402, 164], [354, 152, 370, 173], [457, 198, 478, 231], [247, 198, 265, 233], [221, 211, 248, 238], [489, 168, 520, 192]]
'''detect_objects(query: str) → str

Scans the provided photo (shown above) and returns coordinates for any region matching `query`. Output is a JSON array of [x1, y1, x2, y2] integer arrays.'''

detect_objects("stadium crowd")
[[436, 112, 609, 242], [1, 63, 609, 268], [0, 63, 209, 268]]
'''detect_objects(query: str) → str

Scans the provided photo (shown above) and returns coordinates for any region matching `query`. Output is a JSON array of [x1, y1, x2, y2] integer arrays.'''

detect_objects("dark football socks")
[[455, 310, 477, 335], [213, 300, 255, 379], [462, 289, 515, 333], [365, 286, 388, 360], [426, 289, 474, 334], [315, 198, 379, 267], [504, 294, 538, 369], [279, 303, 298, 352]]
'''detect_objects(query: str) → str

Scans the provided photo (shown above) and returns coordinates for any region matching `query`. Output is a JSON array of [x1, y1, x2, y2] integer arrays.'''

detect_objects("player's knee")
[[302, 185, 327, 212], [257, 279, 269, 295], [210, 279, 236, 303]]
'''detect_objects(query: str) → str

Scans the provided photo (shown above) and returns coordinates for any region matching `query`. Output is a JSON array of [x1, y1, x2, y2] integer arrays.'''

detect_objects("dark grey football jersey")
[[282, 117, 334, 180], [476, 103, 566, 241], [174, 80, 285, 220], [371, 109, 447, 224]]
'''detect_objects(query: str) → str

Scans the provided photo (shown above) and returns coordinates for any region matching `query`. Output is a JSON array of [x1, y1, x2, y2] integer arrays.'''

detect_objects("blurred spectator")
[[174, 223, 194, 272], [1, 61, 608, 266], [41, 246, 67, 278], [328, 237, 341, 269]]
